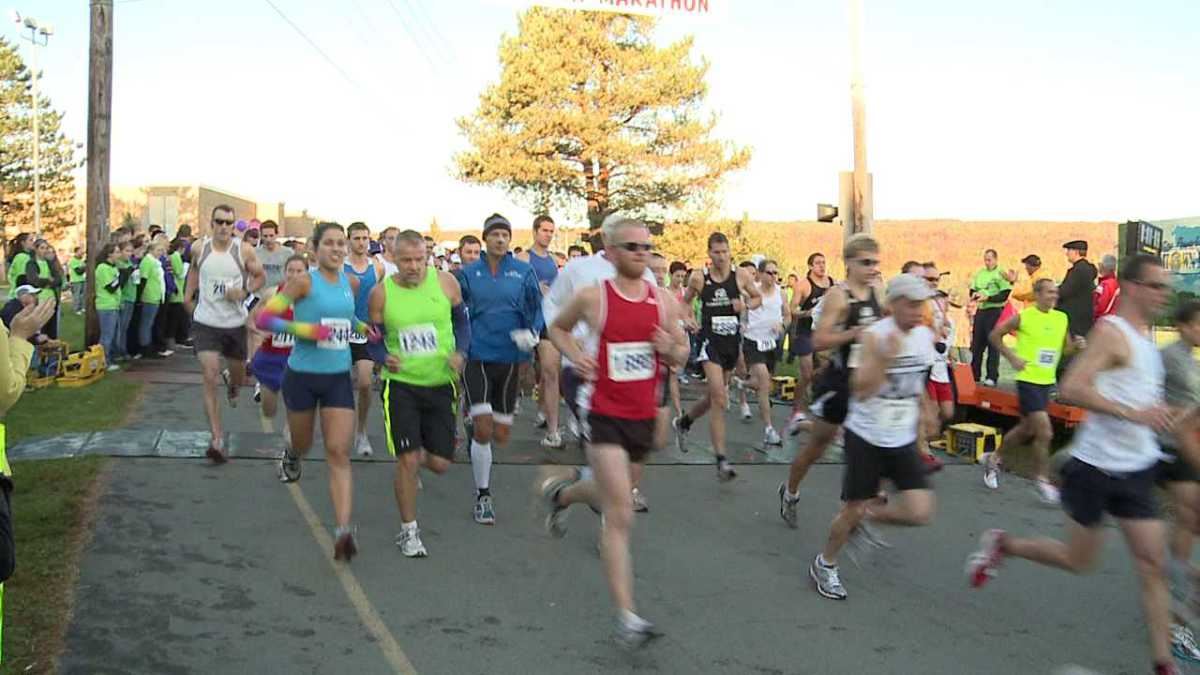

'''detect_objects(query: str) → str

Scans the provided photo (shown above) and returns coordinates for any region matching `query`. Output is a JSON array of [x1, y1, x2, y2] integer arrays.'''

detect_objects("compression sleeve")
[[366, 323, 389, 364], [255, 293, 326, 340], [452, 302, 470, 353], [523, 269, 545, 335]]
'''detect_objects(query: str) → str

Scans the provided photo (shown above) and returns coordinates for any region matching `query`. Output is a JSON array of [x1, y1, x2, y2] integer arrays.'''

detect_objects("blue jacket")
[[459, 254, 545, 363]]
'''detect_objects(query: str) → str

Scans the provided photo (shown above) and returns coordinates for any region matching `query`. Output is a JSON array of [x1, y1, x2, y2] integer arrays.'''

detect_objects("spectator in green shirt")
[[94, 241, 127, 369], [969, 248, 1013, 386], [68, 247, 87, 314], [136, 237, 170, 359], [30, 240, 63, 340], [5, 234, 35, 289]]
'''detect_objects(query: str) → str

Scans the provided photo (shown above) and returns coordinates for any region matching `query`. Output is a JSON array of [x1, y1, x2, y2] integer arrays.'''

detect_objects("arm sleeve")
[[0, 322, 32, 415], [524, 270, 545, 335], [985, 289, 1012, 303], [255, 293, 326, 340], [452, 302, 471, 353]]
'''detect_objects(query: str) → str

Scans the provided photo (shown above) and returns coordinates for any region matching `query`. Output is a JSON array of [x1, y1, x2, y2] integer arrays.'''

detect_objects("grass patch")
[[5, 375, 142, 443], [0, 456, 108, 675]]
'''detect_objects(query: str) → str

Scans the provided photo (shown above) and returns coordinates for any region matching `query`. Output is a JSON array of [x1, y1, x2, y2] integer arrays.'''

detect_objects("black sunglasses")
[[213, 218, 234, 226], [615, 242, 653, 252], [854, 258, 881, 267], [764, 270, 778, 276]]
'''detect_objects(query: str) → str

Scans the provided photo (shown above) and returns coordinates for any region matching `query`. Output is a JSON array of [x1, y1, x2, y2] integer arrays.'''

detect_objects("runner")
[[734, 259, 762, 420], [778, 235, 882, 527], [742, 258, 790, 446], [787, 253, 834, 425], [985, 278, 1079, 501], [368, 230, 470, 558], [673, 232, 762, 480], [345, 222, 385, 457], [248, 255, 307, 443], [537, 216, 689, 648], [183, 205, 266, 462], [458, 235, 482, 268], [459, 214, 544, 525], [257, 222, 376, 562], [376, 226, 400, 277], [922, 263, 956, 457], [517, 215, 565, 450], [967, 254, 1186, 675]]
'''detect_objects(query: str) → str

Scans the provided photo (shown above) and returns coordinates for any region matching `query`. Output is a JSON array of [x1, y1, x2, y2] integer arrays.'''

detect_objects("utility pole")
[[85, 0, 113, 347], [848, 0, 872, 237], [14, 13, 53, 237]]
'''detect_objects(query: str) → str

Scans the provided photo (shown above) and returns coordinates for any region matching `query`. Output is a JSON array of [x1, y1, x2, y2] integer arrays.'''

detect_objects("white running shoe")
[[786, 410, 808, 436], [615, 611, 661, 650], [631, 487, 648, 513], [567, 414, 581, 439], [253, 382, 262, 403], [1172, 623, 1200, 663], [764, 426, 782, 446], [1036, 479, 1061, 505], [541, 431, 564, 449], [396, 527, 428, 558], [982, 453, 999, 489], [535, 411, 547, 429], [810, 555, 847, 600], [966, 529, 1006, 588], [356, 432, 374, 457], [740, 402, 752, 421]]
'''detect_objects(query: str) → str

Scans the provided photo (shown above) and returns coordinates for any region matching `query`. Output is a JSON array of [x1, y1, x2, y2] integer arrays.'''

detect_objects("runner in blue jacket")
[[458, 213, 544, 525]]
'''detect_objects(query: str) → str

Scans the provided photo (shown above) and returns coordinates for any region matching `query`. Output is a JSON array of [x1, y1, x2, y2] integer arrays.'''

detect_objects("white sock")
[[818, 554, 835, 568], [786, 488, 799, 501], [470, 440, 492, 492], [402, 520, 417, 532]]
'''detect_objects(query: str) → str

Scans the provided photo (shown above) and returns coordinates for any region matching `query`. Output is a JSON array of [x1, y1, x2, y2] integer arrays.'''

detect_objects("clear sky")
[[23, 0, 1200, 229]]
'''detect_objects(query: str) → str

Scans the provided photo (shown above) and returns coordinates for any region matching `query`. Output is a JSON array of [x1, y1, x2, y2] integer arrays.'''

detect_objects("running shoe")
[[810, 555, 847, 600], [716, 458, 737, 482], [253, 382, 262, 403], [615, 612, 661, 650], [132, 353, 143, 360], [206, 443, 228, 465], [764, 426, 782, 447], [778, 482, 799, 529], [566, 413, 580, 439], [672, 415, 690, 453], [983, 453, 1000, 489], [786, 410, 809, 436], [220, 368, 238, 408], [396, 527, 428, 558], [1172, 624, 1200, 664], [541, 431, 564, 450], [982, 378, 996, 387], [356, 432, 373, 457], [106, 364, 120, 372], [535, 411, 547, 429], [158, 349, 174, 357], [540, 472, 576, 538], [740, 401, 752, 421], [474, 494, 496, 525], [1036, 479, 1061, 505], [333, 526, 358, 562], [631, 487, 649, 513], [966, 528, 1006, 588], [278, 448, 302, 483]]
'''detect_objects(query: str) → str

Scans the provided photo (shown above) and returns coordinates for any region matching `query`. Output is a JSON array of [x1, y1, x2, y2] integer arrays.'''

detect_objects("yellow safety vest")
[[1015, 307, 1069, 385]]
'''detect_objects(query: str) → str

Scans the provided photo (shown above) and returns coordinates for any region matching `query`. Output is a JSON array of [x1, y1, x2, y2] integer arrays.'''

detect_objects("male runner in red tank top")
[[537, 217, 690, 649]]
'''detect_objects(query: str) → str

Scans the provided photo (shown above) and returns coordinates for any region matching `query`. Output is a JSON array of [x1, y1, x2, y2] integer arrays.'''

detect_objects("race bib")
[[272, 332, 295, 349], [398, 324, 438, 356], [1036, 348, 1058, 367], [319, 318, 352, 350], [349, 330, 368, 345], [711, 315, 739, 337], [208, 276, 240, 302], [880, 399, 918, 431], [607, 341, 656, 383], [756, 338, 777, 352], [846, 343, 863, 369]]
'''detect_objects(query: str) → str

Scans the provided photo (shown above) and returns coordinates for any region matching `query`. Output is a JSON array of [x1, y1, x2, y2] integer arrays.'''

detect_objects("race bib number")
[[756, 339, 777, 352], [272, 332, 295, 349], [398, 324, 438, 356], [711, 315, 739, 337], [847, 343, 863, 369], [607, 341, 656, 383], [208, 276, 240, 302], [1036, 348, 1058, 367], [880, 399, 918, 431], [319, 318, 352, 350], [349, 330, 368, 345]]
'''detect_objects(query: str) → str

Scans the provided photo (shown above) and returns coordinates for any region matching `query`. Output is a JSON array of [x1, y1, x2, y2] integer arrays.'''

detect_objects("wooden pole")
[[84, 0, 113, 347], [848, 0, 872, 236]]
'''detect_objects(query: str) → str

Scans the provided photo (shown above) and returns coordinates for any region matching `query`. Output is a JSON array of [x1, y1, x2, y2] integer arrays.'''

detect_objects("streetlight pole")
[[14, 14, 53, 238]]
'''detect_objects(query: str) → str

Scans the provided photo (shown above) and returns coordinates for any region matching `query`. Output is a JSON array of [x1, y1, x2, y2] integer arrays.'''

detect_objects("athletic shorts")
[[1060, 457, 1158, 527], [250, 350, 288, 393], [282, 368, 355, 412], [464, 360, 520, 422], [350, 340, 373, 364], [1017, 381, 1054, 415], [586, 412, 656, 462], [697, 335, 740, 372], [1157, 445, 1200, 484], [790, 331, 814, 357], [382, 379, 456, 460], [841, 428, 929, 502], [742, 337, 778, 371], [926, 380, 953, 404], [193, 322, 247, 361], [809, 365, 850, 425]]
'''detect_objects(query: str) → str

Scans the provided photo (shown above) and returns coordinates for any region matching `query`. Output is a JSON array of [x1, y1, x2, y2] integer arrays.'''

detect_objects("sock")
[[471, 440, 492, 492], [818, 554, 835, 568], [401, 520, 417, 532], [786, 488, 799, 501]]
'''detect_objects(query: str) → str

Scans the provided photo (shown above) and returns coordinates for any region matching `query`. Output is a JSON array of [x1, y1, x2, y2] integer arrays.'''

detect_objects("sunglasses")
[[764, 270, 778, 276], [213, 219, 234, 226], [854, 258, 881, 267], [615, 242, 653, 252], [925, 276, 940, 282]]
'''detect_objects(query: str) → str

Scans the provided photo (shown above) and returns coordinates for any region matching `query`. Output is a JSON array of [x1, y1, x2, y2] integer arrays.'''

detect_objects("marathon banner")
[[494, 0, 720, 21]]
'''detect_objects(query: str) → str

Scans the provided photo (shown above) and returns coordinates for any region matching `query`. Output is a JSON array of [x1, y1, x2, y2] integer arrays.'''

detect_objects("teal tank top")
[[288, 269, 356, 374]]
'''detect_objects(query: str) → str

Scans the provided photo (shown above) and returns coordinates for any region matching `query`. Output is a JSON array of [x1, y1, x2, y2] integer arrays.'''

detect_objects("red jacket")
[[1093, 273, 1120, 319]]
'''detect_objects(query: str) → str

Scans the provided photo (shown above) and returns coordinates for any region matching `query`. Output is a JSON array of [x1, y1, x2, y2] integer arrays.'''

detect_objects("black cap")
[[482, 214, 512, 237], [1020, 254, 1041, 266], [1063, 240, 1088, 252]]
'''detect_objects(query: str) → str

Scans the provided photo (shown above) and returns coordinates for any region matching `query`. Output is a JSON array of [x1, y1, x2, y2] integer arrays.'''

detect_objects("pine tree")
[[0, 37, 80, 244]]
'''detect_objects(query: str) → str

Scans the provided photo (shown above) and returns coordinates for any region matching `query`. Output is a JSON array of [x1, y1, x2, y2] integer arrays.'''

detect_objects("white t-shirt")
[[744, 283, 784, 347], [843, 318, 937, 448]]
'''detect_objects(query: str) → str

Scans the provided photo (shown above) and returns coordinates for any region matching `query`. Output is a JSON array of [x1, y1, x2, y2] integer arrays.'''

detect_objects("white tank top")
[[1070, 315, 1165, 473], [745, 284, 784, 346], [193, 239, 248, 329], [377, 255, 398, 278], [843, 318, 937, 448]]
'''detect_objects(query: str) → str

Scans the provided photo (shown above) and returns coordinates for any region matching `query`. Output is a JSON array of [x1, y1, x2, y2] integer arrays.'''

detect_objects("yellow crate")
[[771, 376, 796, 402], [945, 423, 1002, 464], [58, 345, 107, 388]]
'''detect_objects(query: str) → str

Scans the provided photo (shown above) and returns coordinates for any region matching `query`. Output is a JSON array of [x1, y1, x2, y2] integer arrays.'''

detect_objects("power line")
[[383, 0, 439, 72], [262, 0, 362, 90], [403, 0, 454, 64]]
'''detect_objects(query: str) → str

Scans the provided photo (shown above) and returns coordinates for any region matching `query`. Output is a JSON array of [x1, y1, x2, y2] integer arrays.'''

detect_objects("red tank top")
[[591, 279, 664, 420], [259, 284, 295, 355]]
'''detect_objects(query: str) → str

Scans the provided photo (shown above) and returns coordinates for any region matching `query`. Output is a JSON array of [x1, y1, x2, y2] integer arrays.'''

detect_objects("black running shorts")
[[841, 428, 929, 501], [193, 322, 247, 361], [464, 360, 520, 420], [1060, 457, 1158, 527], [282, 368, 355, 412], [586, 412, 656, 462], [698, 335, 739, 372], [809, 365, 850, 425], [383, 379, 456, 460], [742, 337, 778, 371]]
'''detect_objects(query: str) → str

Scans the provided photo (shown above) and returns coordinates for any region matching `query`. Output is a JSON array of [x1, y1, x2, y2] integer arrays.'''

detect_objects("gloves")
[[510, 329, 539, 352]]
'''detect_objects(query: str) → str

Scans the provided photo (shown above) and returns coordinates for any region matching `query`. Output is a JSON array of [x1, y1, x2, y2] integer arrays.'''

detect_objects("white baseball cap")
[[886, 274, 936, 303]]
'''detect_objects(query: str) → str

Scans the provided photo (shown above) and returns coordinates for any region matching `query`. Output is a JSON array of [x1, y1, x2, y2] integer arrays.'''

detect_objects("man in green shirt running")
[[367, 230, 471, 559], [986, 278, 1081, 502], [68, 248, 86, 314], [969, 248, 1013, 386]]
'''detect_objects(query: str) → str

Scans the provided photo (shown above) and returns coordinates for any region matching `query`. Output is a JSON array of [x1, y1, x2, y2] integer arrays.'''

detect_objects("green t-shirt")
[[971, 267, 1012, 310], [34, 259, 54, 303], [119, 259, 137, 303], [6, 252, 30, 288], [382, 270, 456, 387], [138, 255, 165, 305], [168, 251, 186, 303], [95, 262, 122, 311], [69, 257, 86, 283]]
